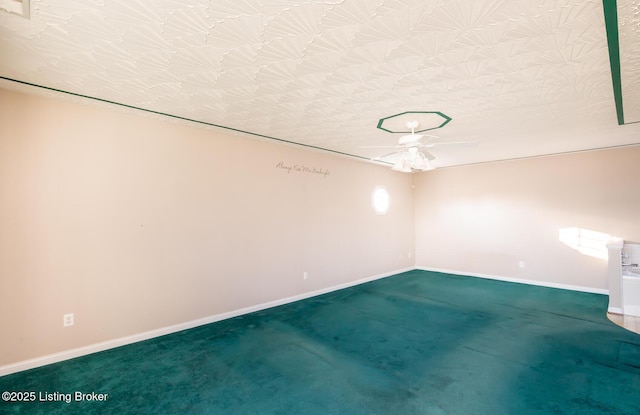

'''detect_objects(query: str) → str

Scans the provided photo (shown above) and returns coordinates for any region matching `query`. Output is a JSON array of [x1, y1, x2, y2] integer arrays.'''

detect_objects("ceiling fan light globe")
[[392, 158, 412, 172], [412, 157, 427, 170]]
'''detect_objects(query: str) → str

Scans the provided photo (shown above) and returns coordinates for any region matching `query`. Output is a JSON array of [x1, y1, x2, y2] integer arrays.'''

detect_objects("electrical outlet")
[[63, 313, 74, 327], [303, 272, 308, 280], [519, 261, 525, 269]]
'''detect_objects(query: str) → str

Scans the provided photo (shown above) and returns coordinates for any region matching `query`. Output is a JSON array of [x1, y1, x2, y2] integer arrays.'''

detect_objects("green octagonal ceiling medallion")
[[377, 111, 452, 133]]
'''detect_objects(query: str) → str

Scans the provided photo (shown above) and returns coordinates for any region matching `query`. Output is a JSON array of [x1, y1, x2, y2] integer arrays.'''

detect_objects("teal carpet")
[[1, 270, 639, 414]]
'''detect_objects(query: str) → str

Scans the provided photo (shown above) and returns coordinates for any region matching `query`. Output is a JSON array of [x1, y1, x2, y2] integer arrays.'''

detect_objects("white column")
[[606, 238, 624, 314]]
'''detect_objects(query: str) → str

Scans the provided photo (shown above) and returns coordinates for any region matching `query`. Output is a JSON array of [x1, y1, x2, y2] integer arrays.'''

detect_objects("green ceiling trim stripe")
[[0, 76, 381, 164], [602, 0, 624, 125]]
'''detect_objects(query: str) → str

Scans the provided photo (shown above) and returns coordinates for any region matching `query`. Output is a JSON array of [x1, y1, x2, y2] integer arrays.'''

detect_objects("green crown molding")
[[603, 0, 624, 125], [377, 111, 452, 133]]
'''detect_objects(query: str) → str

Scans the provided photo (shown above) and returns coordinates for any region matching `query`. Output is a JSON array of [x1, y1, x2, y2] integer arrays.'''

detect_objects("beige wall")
[[0, 89, 415, 367], [414, 146, 640, 290], [4, 85, 637, 371]]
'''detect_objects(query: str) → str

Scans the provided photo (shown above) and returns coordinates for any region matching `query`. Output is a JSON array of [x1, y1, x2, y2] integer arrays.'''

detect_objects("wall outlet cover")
[[63, 313, 74, 327]]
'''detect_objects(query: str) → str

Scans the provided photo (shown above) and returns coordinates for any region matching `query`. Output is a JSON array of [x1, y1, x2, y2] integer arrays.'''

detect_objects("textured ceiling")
[[1, 0, 639, 168]]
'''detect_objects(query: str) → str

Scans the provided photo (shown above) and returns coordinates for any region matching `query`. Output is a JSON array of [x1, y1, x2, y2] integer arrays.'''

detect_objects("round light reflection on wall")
[[372, 187, 390, 215]]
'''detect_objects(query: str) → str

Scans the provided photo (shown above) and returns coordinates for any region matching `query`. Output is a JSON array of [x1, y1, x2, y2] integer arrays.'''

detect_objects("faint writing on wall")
[[275, 162, 330, 178]]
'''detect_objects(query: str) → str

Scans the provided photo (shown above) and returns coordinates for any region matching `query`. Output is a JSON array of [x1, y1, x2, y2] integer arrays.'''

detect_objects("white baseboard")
[[416, 266, 609, 295], [608, 307, 623, 314], [2, 266, 608, 377], [0, 267, 413, 377]]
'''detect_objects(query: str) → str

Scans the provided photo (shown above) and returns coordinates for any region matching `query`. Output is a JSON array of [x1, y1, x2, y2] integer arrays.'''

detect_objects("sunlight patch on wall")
[[558, 227, 611, 260], [372, 187, 390, 215]]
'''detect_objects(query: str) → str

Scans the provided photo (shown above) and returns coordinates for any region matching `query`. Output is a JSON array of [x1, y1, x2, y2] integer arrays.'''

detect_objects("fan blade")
[[398, 134, 423, 145], [429, 141, 477, 146], [374, 150, 402, 160], [422, 150, 436, 161], [360, 145, 400, 149]]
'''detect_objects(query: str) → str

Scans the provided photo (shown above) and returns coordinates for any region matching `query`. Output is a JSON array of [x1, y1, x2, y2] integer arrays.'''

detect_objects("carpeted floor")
[[1, 270, 639, 414]]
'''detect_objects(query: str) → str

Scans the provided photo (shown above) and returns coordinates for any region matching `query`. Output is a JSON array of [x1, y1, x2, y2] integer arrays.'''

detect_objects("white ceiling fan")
[[366, 121, 476, 172]]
